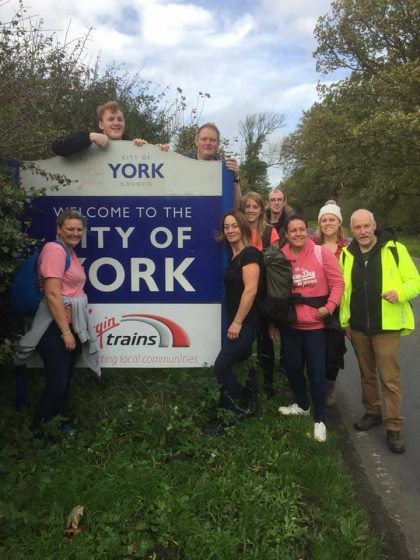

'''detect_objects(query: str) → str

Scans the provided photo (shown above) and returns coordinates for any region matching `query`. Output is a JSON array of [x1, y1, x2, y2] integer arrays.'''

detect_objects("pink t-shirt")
[[251, 227, 279, 250], [38, 242, 86, 321]]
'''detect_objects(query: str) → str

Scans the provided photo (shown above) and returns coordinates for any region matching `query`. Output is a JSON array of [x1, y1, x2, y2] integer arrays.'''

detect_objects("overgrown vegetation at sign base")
[[1, 367, 382, 559]]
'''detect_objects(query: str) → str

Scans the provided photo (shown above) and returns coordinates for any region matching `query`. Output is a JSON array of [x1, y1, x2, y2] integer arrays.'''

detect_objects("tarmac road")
[[334, 259, 420, 560]]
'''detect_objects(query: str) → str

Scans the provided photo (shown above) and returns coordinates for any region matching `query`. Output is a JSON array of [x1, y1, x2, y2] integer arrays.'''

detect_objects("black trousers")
[[257, 326, 274, 389], [32, 321, 80, 430]]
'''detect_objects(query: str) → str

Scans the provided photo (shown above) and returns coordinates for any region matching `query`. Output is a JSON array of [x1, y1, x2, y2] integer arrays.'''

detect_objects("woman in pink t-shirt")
[[32, 209, 87, 433]]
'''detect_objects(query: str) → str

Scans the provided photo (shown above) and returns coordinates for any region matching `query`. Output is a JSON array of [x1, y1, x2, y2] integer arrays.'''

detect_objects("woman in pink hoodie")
[[277, 214, 344, 442]]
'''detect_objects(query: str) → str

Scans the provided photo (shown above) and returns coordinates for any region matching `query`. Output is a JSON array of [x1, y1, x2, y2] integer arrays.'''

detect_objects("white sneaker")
[[278, 403, 310, 416], [314, 422, 326, 442]]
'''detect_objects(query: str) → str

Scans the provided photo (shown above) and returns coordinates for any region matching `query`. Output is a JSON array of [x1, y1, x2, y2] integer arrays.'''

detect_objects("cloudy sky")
[[4, 0, 339, 182]]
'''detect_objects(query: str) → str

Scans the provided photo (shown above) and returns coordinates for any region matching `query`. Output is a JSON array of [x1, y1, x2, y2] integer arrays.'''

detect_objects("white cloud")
[[260, 0, 332, 24], [2, 0, 339, 149], [212, 13, 255, 49], [140, 1, 213, 47]]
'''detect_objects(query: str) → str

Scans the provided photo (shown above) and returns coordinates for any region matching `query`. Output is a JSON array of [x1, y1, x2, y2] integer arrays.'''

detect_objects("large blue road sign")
[[20, 144, 234, 368]]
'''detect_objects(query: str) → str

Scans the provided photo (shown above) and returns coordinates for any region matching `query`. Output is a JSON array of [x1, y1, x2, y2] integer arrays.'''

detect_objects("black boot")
[[386, 430, 405, 454]]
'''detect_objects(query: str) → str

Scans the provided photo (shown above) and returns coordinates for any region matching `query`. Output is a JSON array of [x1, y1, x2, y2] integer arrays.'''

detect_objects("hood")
[[282, 237, 315, 261], [374, 226, 398, 246]]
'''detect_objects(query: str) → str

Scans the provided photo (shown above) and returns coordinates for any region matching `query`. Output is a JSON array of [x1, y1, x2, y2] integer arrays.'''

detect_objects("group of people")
[[211, 201, 344, 442], [17, 100, 419, 457], [213, 197, 419, 454]]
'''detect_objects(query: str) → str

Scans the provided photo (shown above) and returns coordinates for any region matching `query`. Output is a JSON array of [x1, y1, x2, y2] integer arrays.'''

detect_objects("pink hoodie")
[[282, 238, 344, 330]]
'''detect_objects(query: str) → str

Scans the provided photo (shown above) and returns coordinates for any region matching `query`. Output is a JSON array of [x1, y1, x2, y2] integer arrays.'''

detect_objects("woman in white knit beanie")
[[313, 200, 345, 255], [313, 200, 348, 406]]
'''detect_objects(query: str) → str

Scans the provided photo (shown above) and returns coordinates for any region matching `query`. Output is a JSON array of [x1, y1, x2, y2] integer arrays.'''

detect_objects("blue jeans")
[[32, 321, 80, 430], [214, 324, 259, 412], [281, 326, 327, 422]]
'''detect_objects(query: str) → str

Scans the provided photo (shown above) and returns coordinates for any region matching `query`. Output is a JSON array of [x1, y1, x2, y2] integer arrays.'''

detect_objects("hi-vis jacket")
[[339, 230, 420, 336]]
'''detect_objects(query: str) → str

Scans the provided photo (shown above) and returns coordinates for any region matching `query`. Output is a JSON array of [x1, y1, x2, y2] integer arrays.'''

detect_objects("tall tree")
[[281, 0, 420, 225], [239, 112, 284, 194], [314, 0, 420, 75]]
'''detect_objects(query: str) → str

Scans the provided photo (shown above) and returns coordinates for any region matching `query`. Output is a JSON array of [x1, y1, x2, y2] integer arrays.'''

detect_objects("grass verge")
[[0, 366, 383, 559], [399, 236, 420, 258]]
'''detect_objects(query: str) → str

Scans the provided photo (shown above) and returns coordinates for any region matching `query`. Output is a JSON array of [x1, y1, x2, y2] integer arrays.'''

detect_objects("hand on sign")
[[133, 138, 148, 147], [90, 133, 109, 148], [225, 157, 239, 179]]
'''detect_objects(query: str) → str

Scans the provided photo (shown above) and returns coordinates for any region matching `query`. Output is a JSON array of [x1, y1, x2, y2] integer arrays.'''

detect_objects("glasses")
[[269, 198, 284, 202]]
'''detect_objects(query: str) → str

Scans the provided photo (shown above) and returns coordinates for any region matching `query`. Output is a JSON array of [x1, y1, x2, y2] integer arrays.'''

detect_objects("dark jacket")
[[340, 227, 420, 335], [52, 131, 131, 157], [346, 227, 395, 333], [265, 210, 289, 248]]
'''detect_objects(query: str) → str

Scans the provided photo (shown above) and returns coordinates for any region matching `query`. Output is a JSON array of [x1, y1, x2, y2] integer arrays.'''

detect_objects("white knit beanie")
[[318, 200, 342, 223]]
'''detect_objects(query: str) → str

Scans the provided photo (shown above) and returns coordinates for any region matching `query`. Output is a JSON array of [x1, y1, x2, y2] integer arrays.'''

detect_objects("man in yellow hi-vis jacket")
[[339, 209, 420, 454]]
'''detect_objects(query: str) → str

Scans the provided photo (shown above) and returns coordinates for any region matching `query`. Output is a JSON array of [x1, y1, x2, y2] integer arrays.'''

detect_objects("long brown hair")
[[313, 224, 345, 244], [215, 211, 252, 246], [243, 191, 268, 244]]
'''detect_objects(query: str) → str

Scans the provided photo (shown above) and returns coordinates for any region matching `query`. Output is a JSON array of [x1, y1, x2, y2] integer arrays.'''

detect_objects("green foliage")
[[281, 0, 420, 228], [314, 0, 420, 75], [0, 3, 213, 362], [1, 6, 89, 161], [399, 236, 420, 257], [0, 3, 177, 161], [177, 124, 199, 154], [0, 171, 40, 289], [0, 167, 48, 362], [0, 366, 383, 559]]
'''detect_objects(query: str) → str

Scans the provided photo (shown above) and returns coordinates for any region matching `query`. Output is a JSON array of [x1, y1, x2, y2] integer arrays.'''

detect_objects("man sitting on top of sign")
[[51, 100, 147, 156]]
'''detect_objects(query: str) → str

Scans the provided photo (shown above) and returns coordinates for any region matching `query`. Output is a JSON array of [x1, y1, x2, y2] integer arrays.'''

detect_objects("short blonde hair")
[[96, 101, 122, 121], [56, 209, 86, 227]]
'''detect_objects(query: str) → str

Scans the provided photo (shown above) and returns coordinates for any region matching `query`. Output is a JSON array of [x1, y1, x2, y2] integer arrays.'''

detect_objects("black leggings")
[[32, 322, 80, 430]]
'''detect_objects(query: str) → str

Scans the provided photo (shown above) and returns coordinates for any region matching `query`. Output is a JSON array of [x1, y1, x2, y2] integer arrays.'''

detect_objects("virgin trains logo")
[[95, 314, 190, 349]]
